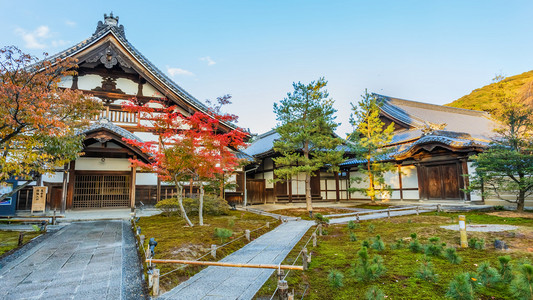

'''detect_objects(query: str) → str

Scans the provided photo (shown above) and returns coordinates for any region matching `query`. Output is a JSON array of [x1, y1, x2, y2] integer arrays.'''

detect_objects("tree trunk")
[[177, 183, 193, 227], [199, 184, 205, 226], [304, 143, 313, 215], [517, 189, 525, 212], [367, 161, 376, 203], [0, 179, 35, 202]]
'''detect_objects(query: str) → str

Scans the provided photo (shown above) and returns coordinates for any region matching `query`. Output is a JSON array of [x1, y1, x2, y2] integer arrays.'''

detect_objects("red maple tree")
[[122, 95, 247, 226]]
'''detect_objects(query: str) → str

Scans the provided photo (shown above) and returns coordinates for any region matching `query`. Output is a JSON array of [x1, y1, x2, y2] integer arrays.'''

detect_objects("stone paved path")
[[328, 208, 434, 224], [160, 220, 313, 300], [0, 220, 144, 300]]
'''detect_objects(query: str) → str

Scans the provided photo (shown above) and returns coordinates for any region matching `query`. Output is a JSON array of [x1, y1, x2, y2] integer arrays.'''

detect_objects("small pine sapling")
[[409, 238, 423, 253], [365, 286, 386, 300], [424, 236, 443, 257], [368, 224, 375, 233], [353, 247, 386, 281], [444, 247, 463, 264], [370, 235, 385, 251], [328, 269, 344, 289], [314, 213, 330, 226], [468, 237, 485, 250], [498, 255, 513, 283], [390, 239, 405, 250], [214, 228, 233, 243], [510, 263, 533, 300], [361, 240, 370, 248], [476, 262, 501, 287], [347, 220, 356, 230], [349, 232, 358, 242], [415, 255, 438, 282], [410, 233, 417, 239], [446, 272, 477, 300]]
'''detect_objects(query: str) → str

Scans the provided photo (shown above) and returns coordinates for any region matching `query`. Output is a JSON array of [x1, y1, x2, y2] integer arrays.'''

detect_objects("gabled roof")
[[376, 94, 497, 143], [45, 14, 240, 132], [81, 117, 143, 143]]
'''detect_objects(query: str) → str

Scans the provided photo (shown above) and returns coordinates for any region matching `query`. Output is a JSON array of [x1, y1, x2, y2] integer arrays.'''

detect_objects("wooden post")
[[18, 232, 24, 247], [266, 222, 270, 228], [334, 172, 340, 203], [136, 226, 141, 235], [245, 229, 251, 242], [130, 159, 137, 210], [318, 224, 323, 236], [61, 164, 68, 214], [356, 213, 360, 222], [459, 215, 468, 248], [156, 178, 161, 203], [52, 209, 57, 225], [66, 161, 75, 209], [140, 235, 145, 247], [278, 279, 289, 300], [152, 269, 160, 296], [416, 206, 420, 215], [302, 248, 308, 270], [437, 204, 442, 213], [312, 232, 317, 247], [387, 207, 391, 219], [398, 165, 404, 201], [211, 244, 217, 259]]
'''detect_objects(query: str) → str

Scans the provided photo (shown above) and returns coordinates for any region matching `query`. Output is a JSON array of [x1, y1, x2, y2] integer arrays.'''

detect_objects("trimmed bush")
[[328, 269, 344, 289], [444, 247, 463, 264], [155, 198, 180, 217], [183, 195, 230, 216]]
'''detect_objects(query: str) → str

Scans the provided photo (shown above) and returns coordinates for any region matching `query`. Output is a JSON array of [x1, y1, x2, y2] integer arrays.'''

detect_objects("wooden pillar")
[[130, 157, 137, 210], [60, 163, 68, 214], [156, 178, 161, 203], [66, 161, 76, 209], [415, 163, 426, 200], [189, 178, 194, 197], [398, 165, 403, 201], [461, 159, 470, 201], [334, 172, 340, 203], [288, 177, 293, 203]]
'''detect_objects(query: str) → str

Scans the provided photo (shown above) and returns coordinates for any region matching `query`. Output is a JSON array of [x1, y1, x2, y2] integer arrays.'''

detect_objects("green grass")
[[254, 212, 533, 299], [0, 231, 41, 256], [135, 210, 279, 294]]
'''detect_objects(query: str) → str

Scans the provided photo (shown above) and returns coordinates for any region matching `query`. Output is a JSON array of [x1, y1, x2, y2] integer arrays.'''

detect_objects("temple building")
[[9, 13, 248, 213]]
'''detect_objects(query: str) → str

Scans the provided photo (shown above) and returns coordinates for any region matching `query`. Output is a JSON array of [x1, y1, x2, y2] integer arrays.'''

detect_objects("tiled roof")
[[45, 17, 237, 130], [81, 118, 144, 143]]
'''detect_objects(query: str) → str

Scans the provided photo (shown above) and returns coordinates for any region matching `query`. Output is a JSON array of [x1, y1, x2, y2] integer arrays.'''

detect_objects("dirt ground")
[[487, 211, 533, 219]]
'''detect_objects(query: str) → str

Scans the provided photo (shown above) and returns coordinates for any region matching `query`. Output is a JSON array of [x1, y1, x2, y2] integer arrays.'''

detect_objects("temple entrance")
[[420, 162, 463, 200], [73, 173, 130, 208]]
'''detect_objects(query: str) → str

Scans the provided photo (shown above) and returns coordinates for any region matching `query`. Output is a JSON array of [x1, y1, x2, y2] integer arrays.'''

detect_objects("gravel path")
[[159, 220, 313, 300], [0, 220, 145, 300], [328, 208, 434, 224]]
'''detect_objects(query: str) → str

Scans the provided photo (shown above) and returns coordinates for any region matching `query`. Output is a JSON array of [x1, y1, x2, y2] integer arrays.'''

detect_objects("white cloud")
[[15, 25, 50, 49], [167, 66, 194, 77], [65, 20, 76, 27], [200, 56, 216, 66], [51, 40, 70, 48]]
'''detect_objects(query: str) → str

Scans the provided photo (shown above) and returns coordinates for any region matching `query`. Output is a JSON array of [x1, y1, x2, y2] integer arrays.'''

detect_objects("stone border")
[[121, 220, 149, 300]]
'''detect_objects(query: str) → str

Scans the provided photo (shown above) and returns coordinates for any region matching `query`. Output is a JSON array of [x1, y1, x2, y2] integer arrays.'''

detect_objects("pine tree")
[[510, 264, 533, 300], [273, 78, 344, 216], [348, 90, 396, 202]]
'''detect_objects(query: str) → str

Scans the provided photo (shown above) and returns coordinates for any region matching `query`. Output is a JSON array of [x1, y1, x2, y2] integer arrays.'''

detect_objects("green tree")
[[468, 76, 533, 212], [273, 78, 344, 216], [348, 91, 396, 203]]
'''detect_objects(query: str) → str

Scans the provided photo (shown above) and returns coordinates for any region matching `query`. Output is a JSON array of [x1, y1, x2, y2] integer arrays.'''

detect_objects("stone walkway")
[[0, 220, 144, 300], [328, 208, 434, 224], [160, 220, 314, 300]]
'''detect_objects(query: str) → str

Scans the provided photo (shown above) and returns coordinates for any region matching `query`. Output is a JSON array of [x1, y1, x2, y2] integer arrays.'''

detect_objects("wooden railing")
[[95, 107, 139, 124]]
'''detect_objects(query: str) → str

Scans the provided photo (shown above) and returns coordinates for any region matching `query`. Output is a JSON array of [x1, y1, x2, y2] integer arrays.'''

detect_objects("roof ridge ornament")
[[421, 122, 447, 135], [94, 12, 125, 38]]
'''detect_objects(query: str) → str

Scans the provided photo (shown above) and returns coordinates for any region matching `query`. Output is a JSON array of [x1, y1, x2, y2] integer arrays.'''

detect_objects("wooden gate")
[[421, 163, 462, 200], [73, 174, 130, 208], [246, 179, 265, 204]]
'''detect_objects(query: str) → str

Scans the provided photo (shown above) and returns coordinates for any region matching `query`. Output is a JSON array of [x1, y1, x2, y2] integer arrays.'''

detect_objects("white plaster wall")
[[115, 78, 138, 95], [467, 162, 482, 201], [225, 174, 237, 192], [400, 166, 418, 188], [75, 157, 131, 171], [77, 74, 102, 90], [136, 173, 158, 185], [143, 83, 165, 98], [134, 132, 160, 143], [384, 170, 400, 189], [42, 171, 64, 183], [58, 76, 73, 88], [264, 171, 274, 188]]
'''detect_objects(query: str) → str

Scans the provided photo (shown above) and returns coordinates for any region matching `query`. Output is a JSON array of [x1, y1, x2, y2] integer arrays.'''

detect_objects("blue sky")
[[1, 1, 532, 136]]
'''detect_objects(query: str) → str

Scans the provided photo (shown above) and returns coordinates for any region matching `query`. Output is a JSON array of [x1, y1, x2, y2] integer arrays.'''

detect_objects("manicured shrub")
[[213, 227, 233, 243], [314, 213, 330, 226], [476, 262, 500, 287], [444, 247, 463, 264], [352, 247, 386, 281], [182, 195, 230, 216], [349, 232, 358, 242], [498, 255, 513, 283], [370, 235, 385, 251], [510, 264, 533, 300], [155, 198, 180, 217], [365, 286, 385, 300], [446, 272, 477, 300], [415, 256, 438, 282], [328, 269, 344, 289]]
